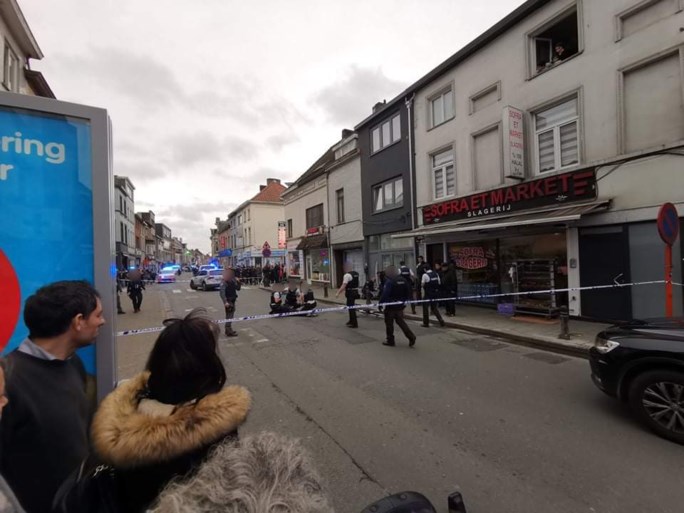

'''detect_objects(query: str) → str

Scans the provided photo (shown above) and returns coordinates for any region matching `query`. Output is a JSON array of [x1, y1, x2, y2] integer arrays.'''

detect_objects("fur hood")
[[150, 432, 333, 513], [91, 372, 251, 469]]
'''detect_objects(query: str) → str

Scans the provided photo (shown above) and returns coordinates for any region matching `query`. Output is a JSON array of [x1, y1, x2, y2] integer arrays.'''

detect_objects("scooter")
[[360, 491, 466, 513]]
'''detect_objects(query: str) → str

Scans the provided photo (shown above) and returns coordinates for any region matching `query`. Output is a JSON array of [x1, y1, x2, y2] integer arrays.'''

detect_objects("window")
[[432, 148, 455, 199], [469, 82, 501, 114], [372, 177, 403, 212], [534, 97, 579, 173], [120, 222, 124, 243], [306, 204, 324, 229], [429, 87, 455, 128], [248, 227, 251, 245], [3, 42, 19, 92], [287, 219, 293, 238], [237, 214, 242, 225], [336, 189, 345, 224], [529, 7, 579, 76], [371, 113, 401, 152]]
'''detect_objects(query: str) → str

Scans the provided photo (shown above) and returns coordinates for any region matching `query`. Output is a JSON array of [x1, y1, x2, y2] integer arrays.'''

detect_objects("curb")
[[259, 286, 591, 359]]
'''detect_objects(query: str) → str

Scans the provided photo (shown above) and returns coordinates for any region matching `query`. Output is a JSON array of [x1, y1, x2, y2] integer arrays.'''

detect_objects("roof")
[[283, 147, 335, 196], [24, 70, 55, 98], [0, 0, 43, 59], [251, 180, 286, 203], [355, 0, 551, 129]]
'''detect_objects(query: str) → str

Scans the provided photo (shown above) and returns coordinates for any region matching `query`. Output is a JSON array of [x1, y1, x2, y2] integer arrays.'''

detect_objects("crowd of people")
[[0, 280, 334, 513]]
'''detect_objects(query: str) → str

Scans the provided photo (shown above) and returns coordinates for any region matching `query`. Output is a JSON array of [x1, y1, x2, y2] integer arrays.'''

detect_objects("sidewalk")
[[261, 282, 610, 357]]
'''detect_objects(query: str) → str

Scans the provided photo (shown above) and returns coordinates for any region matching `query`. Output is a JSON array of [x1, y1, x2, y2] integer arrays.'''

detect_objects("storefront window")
[[448, 242, 499, 304], [310, 249, 330, 282]]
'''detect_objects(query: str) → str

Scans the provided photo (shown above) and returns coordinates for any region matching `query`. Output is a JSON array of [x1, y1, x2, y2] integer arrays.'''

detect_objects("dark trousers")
[[346, 294, 358, 327], [224, 303, 236, 333], [130, 292, 143, 312], [385, 308, 415, 343], [445, 290, 456, 315], [412, 287, 421, 314], [423, 298, 445, 326]]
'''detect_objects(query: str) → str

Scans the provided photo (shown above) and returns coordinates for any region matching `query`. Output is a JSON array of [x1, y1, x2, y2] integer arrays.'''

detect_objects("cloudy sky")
[[21, 0, 523, 252]]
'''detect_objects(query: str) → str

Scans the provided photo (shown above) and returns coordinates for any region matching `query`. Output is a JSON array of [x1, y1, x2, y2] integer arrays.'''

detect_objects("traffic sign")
[[262, 241, 272, 258], [657, 202, 679, 246]]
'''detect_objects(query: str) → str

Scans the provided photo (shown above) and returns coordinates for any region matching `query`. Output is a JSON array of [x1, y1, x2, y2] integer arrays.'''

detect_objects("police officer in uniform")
[[414, 256, 429, 314], [398, 260, 414, 306], [421, 261, 446, 327], [127, 269, 145, 313], [380, 266, 416, 347], [220, 268, 241, 337], [336, 262, 360, 328]]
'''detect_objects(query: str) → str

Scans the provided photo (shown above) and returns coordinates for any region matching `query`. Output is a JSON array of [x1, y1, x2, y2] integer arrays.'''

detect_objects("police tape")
[[115, 279, 680, 337]]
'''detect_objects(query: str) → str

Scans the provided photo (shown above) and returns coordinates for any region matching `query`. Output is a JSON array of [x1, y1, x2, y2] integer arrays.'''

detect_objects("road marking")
[[186, 289, 193, 292], [255, 338, 269, 343], [207, 306, 217, 312], [172, 289, 182, 294], [184, 308, 193, 312]]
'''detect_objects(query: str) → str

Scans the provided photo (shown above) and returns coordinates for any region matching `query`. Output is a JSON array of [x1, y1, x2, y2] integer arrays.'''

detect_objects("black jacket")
[[90, 373, 251, 513]]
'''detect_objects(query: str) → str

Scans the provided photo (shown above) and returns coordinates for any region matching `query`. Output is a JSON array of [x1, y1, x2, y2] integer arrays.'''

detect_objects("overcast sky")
[[21, 0, 523, 252]]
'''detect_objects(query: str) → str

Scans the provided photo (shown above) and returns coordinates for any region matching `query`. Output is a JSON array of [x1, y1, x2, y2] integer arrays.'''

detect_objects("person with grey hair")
[[150, 432, 333, 513]]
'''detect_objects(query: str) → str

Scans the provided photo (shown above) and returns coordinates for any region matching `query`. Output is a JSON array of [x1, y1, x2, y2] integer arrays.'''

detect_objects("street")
[[116, 280, 684, 513]]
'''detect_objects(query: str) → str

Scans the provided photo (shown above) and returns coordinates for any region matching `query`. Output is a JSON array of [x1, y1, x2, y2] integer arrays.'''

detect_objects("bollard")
[[323, 283, 329, 298], [558, 305, 570, 340]]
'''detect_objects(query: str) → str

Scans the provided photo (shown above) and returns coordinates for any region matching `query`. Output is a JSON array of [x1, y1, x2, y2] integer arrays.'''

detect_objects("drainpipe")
[[405, 94, 416, 231]]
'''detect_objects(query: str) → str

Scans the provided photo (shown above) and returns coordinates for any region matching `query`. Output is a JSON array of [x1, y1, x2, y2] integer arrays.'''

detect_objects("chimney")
[[341, 128, 354, 139], [215, 217, 220, 224], [372, 100, 387, 113], [260, 185, 266, 191], [266, 178, 281, 185]]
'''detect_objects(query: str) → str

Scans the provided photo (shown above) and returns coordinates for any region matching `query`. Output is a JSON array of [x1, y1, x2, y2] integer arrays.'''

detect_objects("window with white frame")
[[534, 97, 579, 173], [372, 177, 403, 212], [430, 87, 455, 128], [336, 188, 345, 224], [371, 114, 401, 153], [432, 148, 455, 199], [529, 6, 579, 76], [3, 42, 19, 92]]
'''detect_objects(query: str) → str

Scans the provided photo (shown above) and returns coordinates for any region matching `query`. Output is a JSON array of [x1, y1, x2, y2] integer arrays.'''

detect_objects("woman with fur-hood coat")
[[90, 309, 251, 513]]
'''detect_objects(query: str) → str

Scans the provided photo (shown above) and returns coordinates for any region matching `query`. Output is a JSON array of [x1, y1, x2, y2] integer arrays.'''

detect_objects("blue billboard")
[[0, 105, 96, 372]]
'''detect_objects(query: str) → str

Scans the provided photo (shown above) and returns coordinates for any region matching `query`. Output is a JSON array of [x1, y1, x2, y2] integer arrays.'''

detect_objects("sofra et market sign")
[[422, 169, 597, 225]]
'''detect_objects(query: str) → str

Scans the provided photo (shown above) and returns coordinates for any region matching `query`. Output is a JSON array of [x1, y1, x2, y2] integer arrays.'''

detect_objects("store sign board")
[[0, 93, 116, 401], [422, 169, 597, 225], [503, 106, 525, 179], [306, 226, 323, 237]]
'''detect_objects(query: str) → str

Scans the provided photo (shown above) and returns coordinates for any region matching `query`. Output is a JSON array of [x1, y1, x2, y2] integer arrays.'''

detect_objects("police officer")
[[414, 256, 429, 314], [220, 268, 241, 337], [336, 262, 360, 328], [127, 269, 145, 313], [380, 266, 416, 347], [421, 261, 446, 327]]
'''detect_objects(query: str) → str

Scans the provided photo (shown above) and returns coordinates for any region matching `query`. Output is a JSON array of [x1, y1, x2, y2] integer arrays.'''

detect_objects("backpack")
[[52, 455, 121, 513]]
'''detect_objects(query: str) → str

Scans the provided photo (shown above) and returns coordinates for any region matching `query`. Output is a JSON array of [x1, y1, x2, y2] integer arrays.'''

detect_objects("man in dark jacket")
[[443, 261, 458, 316], [127, 269, 146, 313], [380, 266, 416, 347], [220, 268, 241, 337], [413, 256, 429, 314], [1, 281, 105, 513]]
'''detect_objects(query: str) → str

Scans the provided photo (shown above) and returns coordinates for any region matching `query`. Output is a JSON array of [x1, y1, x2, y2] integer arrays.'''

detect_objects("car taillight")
[[594, 336, 620, 354]]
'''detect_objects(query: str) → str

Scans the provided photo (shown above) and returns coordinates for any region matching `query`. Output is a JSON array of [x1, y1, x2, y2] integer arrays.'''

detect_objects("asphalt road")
[[116, 280, 684, 513]]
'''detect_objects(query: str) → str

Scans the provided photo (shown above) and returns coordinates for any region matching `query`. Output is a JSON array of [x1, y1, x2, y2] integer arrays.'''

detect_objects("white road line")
[[186, 289, 193, 293], [172, 289, 182, 294], [184, 308, 193, 312], [255, 338, 269, 343], [207, 306, 217, 312]]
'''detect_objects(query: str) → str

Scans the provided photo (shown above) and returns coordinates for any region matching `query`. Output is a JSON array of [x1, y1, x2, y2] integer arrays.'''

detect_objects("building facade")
[[230, 178, 286, 268], [0, 0, 54, 98], [282, 150, 333, 284], [399, 0, 683, 321], [155, 223, 173, 264], [114, 176, 136, 270], [327, 131, 364, 287], [356, 100, 416, 279]]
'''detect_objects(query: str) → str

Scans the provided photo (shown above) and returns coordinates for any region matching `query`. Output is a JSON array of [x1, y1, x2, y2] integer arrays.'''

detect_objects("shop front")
[[413, 169, 606, 317], [367, 233, 415, 280], [296, 232, 330, 283]]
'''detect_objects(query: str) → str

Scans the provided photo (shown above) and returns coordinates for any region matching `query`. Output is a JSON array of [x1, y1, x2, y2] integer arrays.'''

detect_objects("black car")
[[590, 318, 684, 444]]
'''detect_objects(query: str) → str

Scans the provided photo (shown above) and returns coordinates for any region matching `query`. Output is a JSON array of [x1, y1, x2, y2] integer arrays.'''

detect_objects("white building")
[[404, 0, 684, 320], [327, 130, 364, 287], [230, 178, 286, 268], [114, 176, 136, 270], [0, 0, 54, 98]]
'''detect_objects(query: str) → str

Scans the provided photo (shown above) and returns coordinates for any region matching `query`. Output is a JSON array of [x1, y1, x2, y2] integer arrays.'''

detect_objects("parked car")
[[156, 268, 177, 284], [590, 317, 684, 444], [199, 264, 217, 273], [190, 268, 224, 291]]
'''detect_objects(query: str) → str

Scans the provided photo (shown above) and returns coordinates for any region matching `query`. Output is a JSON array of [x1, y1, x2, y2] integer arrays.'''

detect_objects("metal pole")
[[323, 282, 329, 298], [558, 305, 570, 340], [665, 243, 673, 317]]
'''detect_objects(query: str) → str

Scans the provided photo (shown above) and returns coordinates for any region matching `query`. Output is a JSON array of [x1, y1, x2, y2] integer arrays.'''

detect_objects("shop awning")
[[296, 234, 328, 250], [393, 201, 611, 238]]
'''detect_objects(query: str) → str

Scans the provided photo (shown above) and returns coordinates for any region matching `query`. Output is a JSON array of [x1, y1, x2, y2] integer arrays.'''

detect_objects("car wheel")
[[190, 281, 196, 290], [201, 281, 207, 291], [628, 369, 684, 444]]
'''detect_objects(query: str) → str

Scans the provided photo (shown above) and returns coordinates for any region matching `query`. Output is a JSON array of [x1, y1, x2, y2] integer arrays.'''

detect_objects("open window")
[[530, 6, 579, 76]]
